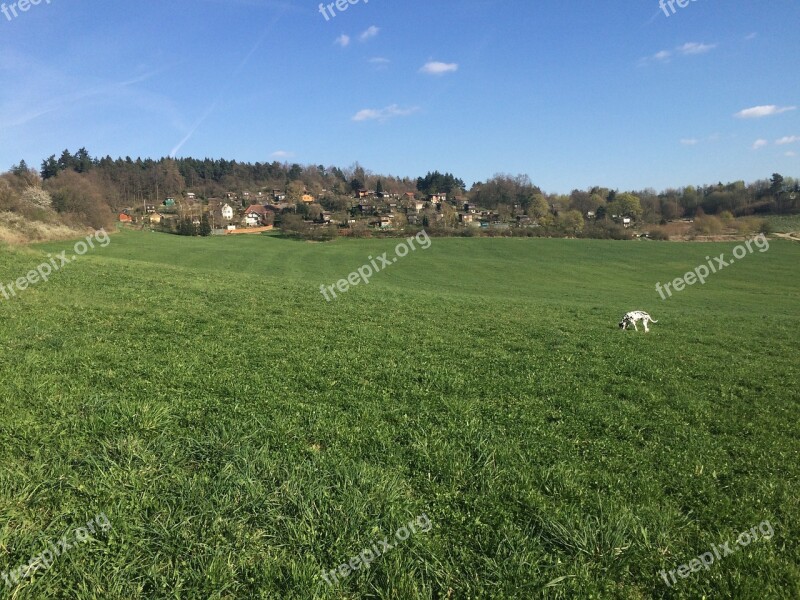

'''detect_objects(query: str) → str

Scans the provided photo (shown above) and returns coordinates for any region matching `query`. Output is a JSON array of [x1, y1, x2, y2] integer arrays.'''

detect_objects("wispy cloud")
[[419, 61, 459, 75], [681, 133, 724, 146], [752, 139, 768, 150], [335, 34, 350, 47], [359, 26, 379, 42], [786, 151, 797, 157], [368, 57, 390, 70], [270, 150, 293, 158], [678, 42, 716, 55], [735, 105, 797, 119], [775, 135, 800, 145], [745, 32, 757, 41], [352, 104, 419, 123], [171, 8, 287, 157], [0, 62, 172, 131], [641, 42, 716, 65]]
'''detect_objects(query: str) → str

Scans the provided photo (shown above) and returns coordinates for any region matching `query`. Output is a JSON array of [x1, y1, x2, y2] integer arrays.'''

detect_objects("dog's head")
[[618, 317, 629, 328]]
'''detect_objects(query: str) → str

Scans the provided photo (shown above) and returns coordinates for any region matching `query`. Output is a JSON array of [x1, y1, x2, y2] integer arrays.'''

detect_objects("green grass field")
[[0, 230, 798, 599]]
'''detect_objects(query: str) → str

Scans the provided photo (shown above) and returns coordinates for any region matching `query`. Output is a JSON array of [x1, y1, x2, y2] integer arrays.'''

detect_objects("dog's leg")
[[633, 321, 638, 331]]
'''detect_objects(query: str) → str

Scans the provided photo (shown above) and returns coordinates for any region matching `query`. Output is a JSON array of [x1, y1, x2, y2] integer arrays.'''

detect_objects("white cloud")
[[745, 32, 757, 41], [752, 139, 768, 150], [359, 26, 379, 42], [641, 43, 714, 65], [419, 61, 459, 75], [335, 34, 350, 47], [678, 42, 717, 55], [270, 150, 293, 158], [735, 105, 797, 118], [680, 138, 699, 145], [368, 57, 390, 70], [352, 104, 419, 123], [776, 135, 800, 145], [786, 151, 797, 157]]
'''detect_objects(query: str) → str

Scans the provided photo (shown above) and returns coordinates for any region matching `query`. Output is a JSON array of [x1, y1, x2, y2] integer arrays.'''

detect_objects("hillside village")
[[2, 151, 794, 243], [120, 187, 634, 238]]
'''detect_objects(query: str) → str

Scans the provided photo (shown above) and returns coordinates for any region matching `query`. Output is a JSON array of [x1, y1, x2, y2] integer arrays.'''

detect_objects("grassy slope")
[[766, 215, 800, 233], [0, 230, 798, 599]]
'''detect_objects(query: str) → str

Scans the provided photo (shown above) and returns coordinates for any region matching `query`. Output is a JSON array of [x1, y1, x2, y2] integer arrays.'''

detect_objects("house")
[[622, 218, 632, 228], [411, 199, 426, 213], [186, 192, 196, 200], [374, 216, 393, 229], [150, 212, 164, 224], [321, 211, 333, 224], [358, 202, 374, 215], [242, 191, 251, 198], [459, 213, 474, 223], [272, 189, 286, 202], [244, 204, 270, 226], [145, 204, 156, 214], [221, 203, 234, 221], [587, 211, 596, 219], [428, 193, 447, 204], [301, 193, 315, 204], [118, 213, 133, 223]]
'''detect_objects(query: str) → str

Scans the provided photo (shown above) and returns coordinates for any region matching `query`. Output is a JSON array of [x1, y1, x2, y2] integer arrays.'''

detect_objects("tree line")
[[0, 149, 797, 234]]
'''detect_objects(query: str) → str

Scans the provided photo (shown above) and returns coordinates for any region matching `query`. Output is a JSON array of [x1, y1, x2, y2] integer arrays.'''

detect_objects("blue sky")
[[1, 0, 798, 193]]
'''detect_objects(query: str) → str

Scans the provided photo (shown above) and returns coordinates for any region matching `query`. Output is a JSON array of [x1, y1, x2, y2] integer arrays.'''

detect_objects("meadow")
[[0, 230, 798, 599]]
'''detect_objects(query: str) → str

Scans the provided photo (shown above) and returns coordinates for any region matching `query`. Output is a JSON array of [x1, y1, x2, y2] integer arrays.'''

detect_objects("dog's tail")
[[650, 319, 658, 323]]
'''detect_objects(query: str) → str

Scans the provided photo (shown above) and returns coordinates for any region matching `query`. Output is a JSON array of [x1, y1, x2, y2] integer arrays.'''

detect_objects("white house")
[[221, 203, 234, 221], [244, 204, 269, 227]]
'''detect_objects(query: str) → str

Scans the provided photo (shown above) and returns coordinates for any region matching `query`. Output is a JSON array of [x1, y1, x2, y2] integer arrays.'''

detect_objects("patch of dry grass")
[[0, 211, 88, 245]]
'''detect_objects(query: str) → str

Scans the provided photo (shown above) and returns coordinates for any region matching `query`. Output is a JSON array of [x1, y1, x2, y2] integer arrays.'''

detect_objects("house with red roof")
[[244, 204, 270, 227]]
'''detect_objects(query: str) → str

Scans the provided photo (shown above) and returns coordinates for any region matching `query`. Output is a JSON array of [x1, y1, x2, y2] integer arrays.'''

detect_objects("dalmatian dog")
[[618, 311, 658, 332]]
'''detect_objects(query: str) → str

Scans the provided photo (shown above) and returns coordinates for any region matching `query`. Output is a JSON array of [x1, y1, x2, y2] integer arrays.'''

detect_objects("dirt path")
[[774, 232, 800, 242]]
